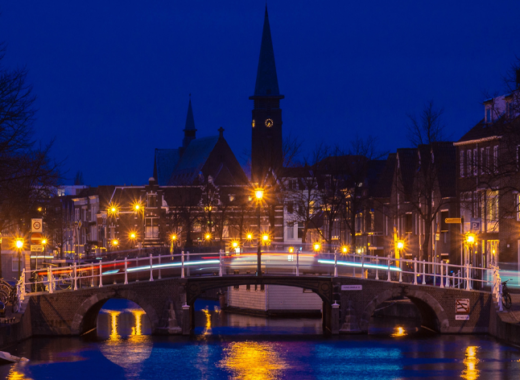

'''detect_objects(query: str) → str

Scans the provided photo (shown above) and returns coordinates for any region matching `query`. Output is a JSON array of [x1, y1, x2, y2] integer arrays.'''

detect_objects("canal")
[[1, 298, 519, 379]]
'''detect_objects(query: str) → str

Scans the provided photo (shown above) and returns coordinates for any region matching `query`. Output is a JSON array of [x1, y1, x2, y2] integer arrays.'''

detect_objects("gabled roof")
[[168, 136, 219, 185], [154, 149, 181, 186], [253, 6, 281, 97]]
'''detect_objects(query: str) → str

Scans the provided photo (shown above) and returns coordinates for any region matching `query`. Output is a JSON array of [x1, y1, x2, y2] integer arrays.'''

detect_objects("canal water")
[[1, 299, 519, 379]]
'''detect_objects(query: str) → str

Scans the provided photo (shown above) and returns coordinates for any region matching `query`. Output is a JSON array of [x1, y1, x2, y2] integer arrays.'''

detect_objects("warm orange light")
[[232, 241, 239, 248], [15, 239, 24, 249], [466, 233, 476, 245], [246, 233, 253, 240], [397, 240, 404, 250], [37, 207, 42, 212], [129, 232, 136, 240], [108, 204, 119, 216], [341, 245, 348, 254], [255, 188, 264, 200], [288, 247, 294, 253], [205, 233, 211, 240], [171, 234, 177, 241], [112, 239, 119, 246], [133, 203, 141, 211], [262, 234, 269, 242], [313, 243, 321, 252], [41, 239, 47, 245]]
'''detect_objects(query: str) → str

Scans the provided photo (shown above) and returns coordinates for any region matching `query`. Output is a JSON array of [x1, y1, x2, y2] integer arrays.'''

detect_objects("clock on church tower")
[[250, 7, 284, 184]]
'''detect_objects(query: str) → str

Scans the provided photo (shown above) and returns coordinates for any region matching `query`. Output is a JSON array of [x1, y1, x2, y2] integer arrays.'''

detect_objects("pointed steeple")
[[182, 95, 197, 148], [253, 6, 281, 97]]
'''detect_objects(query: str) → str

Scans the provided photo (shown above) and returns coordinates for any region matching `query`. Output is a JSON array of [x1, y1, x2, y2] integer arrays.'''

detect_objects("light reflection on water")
[[218, 342, 288, 380], [1, 299, 520, 379]]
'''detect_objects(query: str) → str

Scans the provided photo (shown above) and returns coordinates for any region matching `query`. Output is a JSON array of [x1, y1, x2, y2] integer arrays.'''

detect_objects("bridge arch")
[[71, 289, 160, 335], [359, 288, 450, 333]]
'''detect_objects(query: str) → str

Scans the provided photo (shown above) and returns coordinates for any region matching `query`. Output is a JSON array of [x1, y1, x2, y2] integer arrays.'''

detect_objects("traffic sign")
[[31, 245, 43, 252], [445, 218, 461, 224], [31, 218, 43, 232], [470, 218, 481, 232], [31, 232, 43, 244]]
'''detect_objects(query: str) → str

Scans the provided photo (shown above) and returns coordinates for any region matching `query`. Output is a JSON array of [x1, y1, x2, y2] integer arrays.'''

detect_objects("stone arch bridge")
[[25, 275, 492, 336]]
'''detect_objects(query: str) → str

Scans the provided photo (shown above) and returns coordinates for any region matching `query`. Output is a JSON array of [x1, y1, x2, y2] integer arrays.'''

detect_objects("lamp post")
[[255, 188, 264, 277], [15, 238, 24, 279]]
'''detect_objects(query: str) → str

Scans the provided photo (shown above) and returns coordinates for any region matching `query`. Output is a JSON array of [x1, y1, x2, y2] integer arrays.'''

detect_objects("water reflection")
[[391, 326, 407, 337], [462, 346, 479, 380], [7, 365, 33, 380], [218, 342, 288, 380]]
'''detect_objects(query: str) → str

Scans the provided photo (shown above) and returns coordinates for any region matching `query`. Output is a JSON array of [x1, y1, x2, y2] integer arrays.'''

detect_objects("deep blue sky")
[[2, 1, 520, 186]]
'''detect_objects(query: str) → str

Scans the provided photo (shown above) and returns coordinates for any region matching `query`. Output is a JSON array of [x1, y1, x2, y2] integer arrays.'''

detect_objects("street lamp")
[[111, 239, 119, 251], [15, 238, 24, 279], [255, 188, 264, 277], [313, 242, 321, 252], [341, 245, 348, 254], [464, 233, 477, 265], [205, 233, 211, 241]]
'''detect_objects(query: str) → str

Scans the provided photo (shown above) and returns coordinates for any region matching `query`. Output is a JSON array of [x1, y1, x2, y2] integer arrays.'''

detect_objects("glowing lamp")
[[254, 188, 264, 200], [42, 239, 47, 245], [171, 234, 177, 241], [15, 239, 24, 249], [129, 233, 136, 240], [289, 247, 294, 253], [112, 239, 119, 246], [397, 240, 404, 250], [313, 243, 321, 252], [262, 234, 269, 242], [205, 233, 211, 241], [232, 241, 238, 248], [341, 246, 348, 254], [246, 233, 253, 240]]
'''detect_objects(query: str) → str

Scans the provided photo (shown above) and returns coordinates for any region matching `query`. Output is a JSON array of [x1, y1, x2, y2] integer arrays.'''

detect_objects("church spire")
[[182, 95, 197, 148], [253, 6, 280, 97]]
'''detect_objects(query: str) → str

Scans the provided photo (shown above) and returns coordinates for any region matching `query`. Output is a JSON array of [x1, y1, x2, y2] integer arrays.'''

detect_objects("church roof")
[[154, 149, 181, 186], [253, 7, 281, 97], [168, 136, 220, 185]]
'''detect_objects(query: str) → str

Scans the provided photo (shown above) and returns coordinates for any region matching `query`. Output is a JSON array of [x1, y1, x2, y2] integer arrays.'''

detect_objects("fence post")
[[440, 262, 444, 288], [422, 260, 426, 285], [387, 255, 391, 282], [158, 254, 162, 280], [181, 251, 185, 278], [124, 257, 128, 285], [375, 258, 379, 280], [98, 261, 103, 288], [446, 265, 450, 288], [149, 254, 154, 282], [334, 251, 338, 278], [466, 263, 471, 291], [399, 263, 402, 283], [361, 254, 365, 279], [413, 258, 417, 285], [352, 254, 356, 277], [296, 249, 300, 277], [187, 251, 190, 277], [48, 266, 53, 294], [73, 263, 77, 291], [219, 250, 223, 277]]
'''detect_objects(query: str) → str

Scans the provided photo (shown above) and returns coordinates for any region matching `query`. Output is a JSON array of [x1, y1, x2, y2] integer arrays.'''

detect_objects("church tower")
[[250, 7, 284, 184], [182, 96, 197, 149]]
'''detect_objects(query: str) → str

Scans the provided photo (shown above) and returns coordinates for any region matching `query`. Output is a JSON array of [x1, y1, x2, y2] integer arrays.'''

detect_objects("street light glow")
[[205, 233, 211, 240], [288, 246, 294, 253], [42, 239, 47, 245], [15, 239, 24, 249], [466, 233, 476, 244], [246, 233, 253, 240], [255, 188, 264, 200], [112, 239, 119, 246], [129, 232, 136, 240], [341, 245, 348, 254], [262, 234, 269, 242], [314, 243, 321, 252], [397, 240, 404, 250], [171, 234, 177, 241]]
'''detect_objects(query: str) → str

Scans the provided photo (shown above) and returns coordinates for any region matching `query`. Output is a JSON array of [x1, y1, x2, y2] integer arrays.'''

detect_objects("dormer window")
[[486, 108, 492, 123]]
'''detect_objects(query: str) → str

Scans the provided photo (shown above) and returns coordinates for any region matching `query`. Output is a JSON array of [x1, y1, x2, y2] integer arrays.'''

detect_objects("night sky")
[[2, 1, 520, 186]]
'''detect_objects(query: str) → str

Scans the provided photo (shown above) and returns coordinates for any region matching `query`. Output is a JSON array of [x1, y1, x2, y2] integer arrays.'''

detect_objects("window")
[[473, 149, 478, 176], [460, 150, 465, 177], [480, 148, 485, 174], [298, 223, 304, 239], [405, 213, 412, 233], [12, 258, 20, 272], [493, 146, 498, 172], [287, 201, 294, 214], [145, 217, 159, 238], [486, 190, 499, 233], [467, 150, 472, 176], [440, 210, 449, 232], [286, 222, 294, 239]]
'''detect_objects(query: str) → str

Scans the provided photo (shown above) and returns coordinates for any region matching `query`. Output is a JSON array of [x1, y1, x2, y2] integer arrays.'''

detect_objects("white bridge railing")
[[18, 250, 496, 296]]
